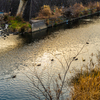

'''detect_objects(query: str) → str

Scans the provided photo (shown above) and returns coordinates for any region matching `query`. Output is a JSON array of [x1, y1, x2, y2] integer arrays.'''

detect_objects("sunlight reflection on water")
[[0, 17, 100, 99]]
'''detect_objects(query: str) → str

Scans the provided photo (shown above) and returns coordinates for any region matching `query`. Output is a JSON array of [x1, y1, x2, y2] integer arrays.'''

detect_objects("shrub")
[[73, 3, 85, 17], [37, 5, 52, 19], [87, 2, 98, 13], [8, 16, 31, 33], [63, 8, 73, 18], [35, 5, 63, 19], [19, 25, 27, 33], [63, 3, 85, 18], [35, 2, 100, 20], [42, 5, 52, 16]]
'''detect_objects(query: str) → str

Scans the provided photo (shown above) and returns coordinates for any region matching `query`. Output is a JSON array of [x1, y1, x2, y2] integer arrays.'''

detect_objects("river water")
[[0, 17, 100, 99]]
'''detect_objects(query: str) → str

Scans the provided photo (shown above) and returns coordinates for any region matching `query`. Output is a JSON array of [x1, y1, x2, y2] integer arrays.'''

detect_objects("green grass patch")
[[4, 15, 31, 33]]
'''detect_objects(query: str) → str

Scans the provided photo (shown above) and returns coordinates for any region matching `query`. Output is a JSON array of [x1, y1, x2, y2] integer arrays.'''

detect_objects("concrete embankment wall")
[[31, 17, 67, 32], [31, 20, 47, 32], [31, 11, 100, 32]]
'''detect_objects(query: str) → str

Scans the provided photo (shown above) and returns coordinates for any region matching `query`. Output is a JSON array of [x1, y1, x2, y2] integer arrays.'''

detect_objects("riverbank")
[[31, 2, 100, 32], [70, 56, 100, 100], [1, 2, 100, 34]]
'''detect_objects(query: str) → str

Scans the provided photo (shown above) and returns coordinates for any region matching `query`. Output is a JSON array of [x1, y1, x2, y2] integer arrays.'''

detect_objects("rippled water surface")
[[0, 17, 100, 99]]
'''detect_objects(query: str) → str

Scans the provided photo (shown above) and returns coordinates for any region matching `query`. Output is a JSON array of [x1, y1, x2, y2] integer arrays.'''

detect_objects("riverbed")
[[0, 17, 100, 99]]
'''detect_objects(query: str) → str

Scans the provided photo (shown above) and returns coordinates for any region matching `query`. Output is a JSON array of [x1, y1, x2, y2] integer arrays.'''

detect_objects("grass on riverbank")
[[70, 62, 100, 100], [4, 15, 31, 33]]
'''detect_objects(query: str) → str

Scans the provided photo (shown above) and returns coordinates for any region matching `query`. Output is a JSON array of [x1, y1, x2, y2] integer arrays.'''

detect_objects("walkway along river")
[[0, 16, 100, 99]]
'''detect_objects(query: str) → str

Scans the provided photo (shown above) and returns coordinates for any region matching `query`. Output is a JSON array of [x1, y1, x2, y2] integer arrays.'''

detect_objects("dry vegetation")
[[70, 55, 100, 100], [35, 2, 100, 20], [63, 2, 100, 18], [35, 5, 62, 19]]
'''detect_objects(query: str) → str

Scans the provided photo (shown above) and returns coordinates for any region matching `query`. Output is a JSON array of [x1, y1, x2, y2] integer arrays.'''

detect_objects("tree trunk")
[[16, 0, 28, 17]]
